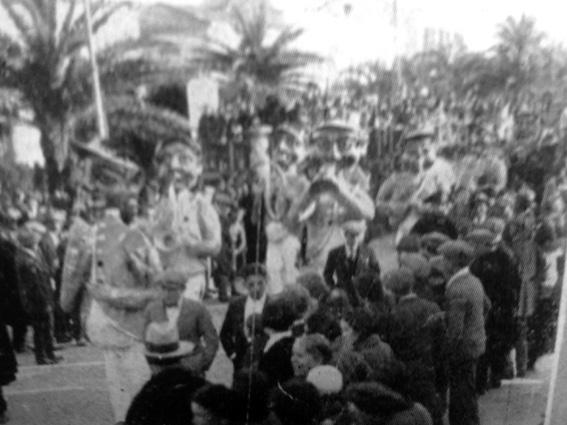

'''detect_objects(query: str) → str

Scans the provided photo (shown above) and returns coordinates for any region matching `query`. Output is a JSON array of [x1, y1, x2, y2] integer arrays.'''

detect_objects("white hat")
[[307, 365, 343, 395], [144, 322, 194, 364]]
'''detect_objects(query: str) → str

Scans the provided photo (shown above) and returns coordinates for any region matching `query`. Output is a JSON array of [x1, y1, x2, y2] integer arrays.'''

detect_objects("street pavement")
[[2, 234, 554, 424]]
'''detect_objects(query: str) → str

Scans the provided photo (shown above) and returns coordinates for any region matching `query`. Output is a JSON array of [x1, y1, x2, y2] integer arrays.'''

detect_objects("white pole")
[[83, 0, 108, 144], [544, 242, 567, 425]]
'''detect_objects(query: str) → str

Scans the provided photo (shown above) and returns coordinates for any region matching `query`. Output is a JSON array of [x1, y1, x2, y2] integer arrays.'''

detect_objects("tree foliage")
[[194, 1, 322, 101]]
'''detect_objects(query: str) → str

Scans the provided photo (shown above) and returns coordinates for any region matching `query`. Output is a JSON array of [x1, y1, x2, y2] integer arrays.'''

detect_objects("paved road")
[[2, 235, 553, 424]]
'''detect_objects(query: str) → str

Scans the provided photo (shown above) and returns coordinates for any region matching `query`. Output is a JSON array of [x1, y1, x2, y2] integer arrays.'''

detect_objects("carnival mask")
[[155, 141, 202, 192]]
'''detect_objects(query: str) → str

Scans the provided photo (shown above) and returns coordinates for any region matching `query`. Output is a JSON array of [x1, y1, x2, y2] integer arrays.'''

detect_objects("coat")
[[353, 334, 396, 382], [220, 295, 269, 372], [445, 269, 490, 361], [15, 248, 53, 321], [0, 321, 17, 386], [324, 244, 381, 305], [470, 247, 521, 348], [258, 336, 295, 386], [387, 295, 442, 367], [0, 237, 25, 326], [144, 298, 219, 374]]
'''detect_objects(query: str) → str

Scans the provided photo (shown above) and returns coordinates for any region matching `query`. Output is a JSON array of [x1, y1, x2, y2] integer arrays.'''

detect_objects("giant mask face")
[[270, 126, 306, 171], [307, 122, 360, 176], [155, 140, 202, 192]]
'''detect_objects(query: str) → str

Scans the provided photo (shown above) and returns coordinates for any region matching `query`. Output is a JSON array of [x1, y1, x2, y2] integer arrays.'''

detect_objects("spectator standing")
[[439, 240, 489, 425]]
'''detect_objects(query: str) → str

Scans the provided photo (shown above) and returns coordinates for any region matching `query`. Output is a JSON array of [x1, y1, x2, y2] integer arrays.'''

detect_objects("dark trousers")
[[11, 319, 28, 353], [32, 317, 55, 362], [449, 358, 480, 425], [0, 387, 6, 414], [476, 333, 510, 391]]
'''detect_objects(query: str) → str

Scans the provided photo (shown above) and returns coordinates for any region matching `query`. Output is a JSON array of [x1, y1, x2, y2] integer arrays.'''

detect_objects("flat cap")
[[382, 267, 415, 295], [438, 240, 475, 260], [399, 253, 431, 280], [465, 228, 496, 246], [420, 232, 451, 252], [481, 217, 506, 236], [396, 234, 421, 253]]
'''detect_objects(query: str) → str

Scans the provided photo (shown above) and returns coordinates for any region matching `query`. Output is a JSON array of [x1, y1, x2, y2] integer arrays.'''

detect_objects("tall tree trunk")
[[38, 129, 62, 198]]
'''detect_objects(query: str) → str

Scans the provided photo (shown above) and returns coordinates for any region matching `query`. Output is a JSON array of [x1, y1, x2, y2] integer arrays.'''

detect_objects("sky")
[[141, 0, 567, 60]]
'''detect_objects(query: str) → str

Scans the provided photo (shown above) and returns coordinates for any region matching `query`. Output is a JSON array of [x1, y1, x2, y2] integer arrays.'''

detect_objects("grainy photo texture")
[[0, 1, 566, 425]]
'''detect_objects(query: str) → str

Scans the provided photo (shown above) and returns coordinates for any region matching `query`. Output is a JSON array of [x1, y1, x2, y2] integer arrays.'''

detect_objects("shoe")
[[47, 355, 63, 364], [75, 339, 87, 347], [0, 411, 9, 424], [36, 358, 49, 365]]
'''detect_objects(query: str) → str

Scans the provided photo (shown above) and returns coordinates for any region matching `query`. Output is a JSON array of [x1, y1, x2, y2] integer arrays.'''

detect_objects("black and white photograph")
[[0, 0, 566, 424]]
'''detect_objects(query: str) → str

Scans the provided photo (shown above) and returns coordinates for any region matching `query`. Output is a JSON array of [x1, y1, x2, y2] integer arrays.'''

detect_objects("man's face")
[[245, 274, 266, 300], [161, 285, 183, 305], [156, 143, 202, 191], [344, 229, 360, 250], [291, 339, 320, 378]]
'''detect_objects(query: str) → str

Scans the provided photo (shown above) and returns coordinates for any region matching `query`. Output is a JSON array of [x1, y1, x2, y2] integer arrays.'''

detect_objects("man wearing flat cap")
[[467, 227, 521, 392], [144, 269, 219, 376], [439, 240, 490, 425], [323, 220, 380, 305]]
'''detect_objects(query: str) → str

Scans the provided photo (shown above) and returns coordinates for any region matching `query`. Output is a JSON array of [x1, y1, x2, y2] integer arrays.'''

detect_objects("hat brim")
[[145, 340, 194, 362]]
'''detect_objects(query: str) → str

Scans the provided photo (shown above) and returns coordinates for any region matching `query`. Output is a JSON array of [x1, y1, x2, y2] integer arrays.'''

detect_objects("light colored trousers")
[[183, 273, 206, 300], [103, 343, 150, 422]]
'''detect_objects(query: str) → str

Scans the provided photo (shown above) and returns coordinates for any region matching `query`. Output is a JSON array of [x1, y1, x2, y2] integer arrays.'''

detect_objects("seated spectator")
[[291, 333, 332, 378], [271, 379, 322, 425]]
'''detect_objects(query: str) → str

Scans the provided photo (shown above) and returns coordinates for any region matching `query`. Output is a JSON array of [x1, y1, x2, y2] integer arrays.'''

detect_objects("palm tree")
[[495, 15, 545, 89], [194, 1, 322, 102], [0, 0, 139, 194]]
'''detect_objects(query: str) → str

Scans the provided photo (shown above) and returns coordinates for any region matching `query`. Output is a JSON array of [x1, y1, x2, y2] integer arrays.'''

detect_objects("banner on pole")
[[187, 77, 219, 132]]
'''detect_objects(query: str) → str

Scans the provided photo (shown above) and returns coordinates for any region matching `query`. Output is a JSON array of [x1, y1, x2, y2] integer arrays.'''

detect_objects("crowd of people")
[[0, 80, 566, 425]]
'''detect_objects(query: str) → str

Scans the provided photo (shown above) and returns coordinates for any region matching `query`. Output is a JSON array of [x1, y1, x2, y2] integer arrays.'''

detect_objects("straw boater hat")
[[144, 322, 194, 365]]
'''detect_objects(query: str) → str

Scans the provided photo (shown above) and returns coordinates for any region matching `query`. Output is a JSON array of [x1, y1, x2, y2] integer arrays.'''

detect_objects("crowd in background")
[[0, 82, 566, 425]]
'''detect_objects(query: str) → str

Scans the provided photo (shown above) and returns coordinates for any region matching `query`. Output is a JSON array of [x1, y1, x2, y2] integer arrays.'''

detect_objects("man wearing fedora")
[[144, 270, 219, 376], [439, 240, 489, 425], [144, 322, 195, 375], [323, 220, 380, 306]]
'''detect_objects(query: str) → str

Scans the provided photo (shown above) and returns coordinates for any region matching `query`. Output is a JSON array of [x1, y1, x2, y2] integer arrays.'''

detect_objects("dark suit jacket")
[[258, 336, 295, 386], [144, 298, 219, 374], [15, 249, 53, 320], [38, 233, 58, 277], [220, 295, 269, 372], [323, 244, 380, 304]]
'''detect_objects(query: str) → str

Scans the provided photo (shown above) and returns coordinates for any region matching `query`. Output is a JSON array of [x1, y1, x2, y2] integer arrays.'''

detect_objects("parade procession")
[[0, 1, 567, 425]]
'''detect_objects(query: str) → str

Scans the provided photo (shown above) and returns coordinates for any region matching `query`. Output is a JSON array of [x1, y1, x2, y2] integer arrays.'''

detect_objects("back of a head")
[[297, 272, 330, 304], [262, 295, 298, 332], [271, 379, 322, 425], [125, 368, 206, 425], [300, 333, 333, 364]]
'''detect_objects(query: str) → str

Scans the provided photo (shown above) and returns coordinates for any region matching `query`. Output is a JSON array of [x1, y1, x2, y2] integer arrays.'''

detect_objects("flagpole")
[[83, 0, 108, 144]]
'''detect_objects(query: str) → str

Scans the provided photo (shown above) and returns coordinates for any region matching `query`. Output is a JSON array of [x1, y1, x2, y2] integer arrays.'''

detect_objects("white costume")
[[153, 187, 221, 300]]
